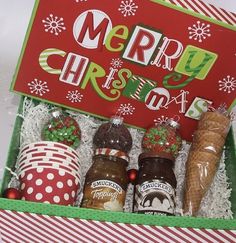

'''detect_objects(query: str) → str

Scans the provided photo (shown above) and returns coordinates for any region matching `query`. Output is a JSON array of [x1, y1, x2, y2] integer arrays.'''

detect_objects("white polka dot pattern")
[[27, 174, 33, 180], [64, 194, 69, 201], [45, 186, 53, 193], [36, 179, 43, 186], [47, 173, 54, 180], [27, 187, 33, 195], [57, 182, 63, 189], [53, 196, 60, 203], [59, 170, 66, 176], [67, 180, 73, 187], [21, 183, 26, 190], [36, 193, 43, 200], [36, 168, 44, 173], [19, 168, 80, 205]]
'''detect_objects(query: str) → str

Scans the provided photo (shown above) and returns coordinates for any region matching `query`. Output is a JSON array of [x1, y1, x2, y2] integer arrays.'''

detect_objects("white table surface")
[[0, 0, 235, 181]]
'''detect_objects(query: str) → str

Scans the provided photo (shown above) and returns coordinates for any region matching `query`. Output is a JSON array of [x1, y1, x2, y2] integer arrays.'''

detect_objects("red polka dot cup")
[[17, 141, 82, 206], [19, 167, 80, 206]]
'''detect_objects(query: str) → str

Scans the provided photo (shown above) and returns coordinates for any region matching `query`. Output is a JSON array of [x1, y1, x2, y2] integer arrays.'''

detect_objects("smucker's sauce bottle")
[[134, 119, 182, 215], [81, 149, 129, 211], [133, 152, 177, 215], [81, 116, 132, 212]]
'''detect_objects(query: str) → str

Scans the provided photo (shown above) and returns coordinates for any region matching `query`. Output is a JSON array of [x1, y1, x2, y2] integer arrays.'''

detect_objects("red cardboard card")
[[11, 0, 236, 141]]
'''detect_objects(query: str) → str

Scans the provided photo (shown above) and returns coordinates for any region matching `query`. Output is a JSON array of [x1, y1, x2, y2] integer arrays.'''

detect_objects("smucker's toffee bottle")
[[81, 116, 132, 212]]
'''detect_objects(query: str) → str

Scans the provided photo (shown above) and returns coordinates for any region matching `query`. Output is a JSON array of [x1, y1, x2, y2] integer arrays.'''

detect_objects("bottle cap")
[[110, 116, 124, 126], [167, 119, 180, 129], [51, 108, 63, 118]]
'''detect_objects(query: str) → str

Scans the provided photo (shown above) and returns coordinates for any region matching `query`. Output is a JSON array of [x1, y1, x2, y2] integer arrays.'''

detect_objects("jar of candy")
[[142, 119, 182, 158], [93, 116, 132, 153], [42, 109, 81, 149]]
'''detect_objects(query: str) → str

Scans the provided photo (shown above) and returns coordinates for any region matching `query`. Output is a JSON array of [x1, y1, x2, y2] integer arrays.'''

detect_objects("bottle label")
[[134, 180, 176, 215], [82, 180, 125, 211]]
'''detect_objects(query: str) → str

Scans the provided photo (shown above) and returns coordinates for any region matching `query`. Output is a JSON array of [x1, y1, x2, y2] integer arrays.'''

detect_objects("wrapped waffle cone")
[[200, 111, 230, 128], [183, 151, 220, 215], [193, 130, 225, 148], [183, 110, 230, 216], [184, 187, 204, 216], [198, 120, 230, 138], [190, 141, 223, 156], [187, 150, 220, 165]]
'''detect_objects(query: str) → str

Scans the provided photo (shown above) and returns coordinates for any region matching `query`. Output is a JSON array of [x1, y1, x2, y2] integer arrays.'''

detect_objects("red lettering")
[[77, 11, 109, 50], [127, 29, 155, 62], [61, 54, 87, 85]]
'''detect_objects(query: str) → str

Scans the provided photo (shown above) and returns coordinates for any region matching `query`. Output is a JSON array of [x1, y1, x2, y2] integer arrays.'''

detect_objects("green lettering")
[[122, 75, 157, 102], [81, 62, 120, 101], [184, 50, 213, 78], [111, 68, 132, 96], [188, 99, 209, 119], [105, 25, 129, 52], [163, 72, 195, 89], [175, 45, 218, 80]]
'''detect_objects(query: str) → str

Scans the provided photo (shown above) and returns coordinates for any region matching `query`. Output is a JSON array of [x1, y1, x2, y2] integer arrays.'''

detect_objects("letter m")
[[75, 11, 111, 50]]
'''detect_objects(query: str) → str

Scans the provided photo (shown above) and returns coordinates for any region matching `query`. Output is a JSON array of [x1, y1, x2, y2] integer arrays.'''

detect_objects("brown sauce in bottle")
[[81, 150, 129, 211], [134, 152, 177, 216]]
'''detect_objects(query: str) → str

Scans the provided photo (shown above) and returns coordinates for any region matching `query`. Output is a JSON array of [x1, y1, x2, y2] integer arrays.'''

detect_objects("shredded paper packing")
[[9, 98, 233, 219]]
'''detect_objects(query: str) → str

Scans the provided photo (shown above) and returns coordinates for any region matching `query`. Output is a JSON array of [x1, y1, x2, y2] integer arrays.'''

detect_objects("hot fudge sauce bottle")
[[134, 152, 177, 215], [81, 116, 132, 211], [134, 119, 182, 215]]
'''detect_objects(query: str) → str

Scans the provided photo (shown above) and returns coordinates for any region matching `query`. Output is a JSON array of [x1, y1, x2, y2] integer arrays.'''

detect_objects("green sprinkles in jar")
[[42, 109, 81, 149], [142, 122, 182, 158]]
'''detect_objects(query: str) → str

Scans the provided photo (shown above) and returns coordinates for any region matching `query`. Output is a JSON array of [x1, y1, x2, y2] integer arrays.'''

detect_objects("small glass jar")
[[93, 116, 132, 153], [81, 149, 129, 212], [42, 109, 81, 149], [133, 152, 177, 216], [142, 119, 182, 158]]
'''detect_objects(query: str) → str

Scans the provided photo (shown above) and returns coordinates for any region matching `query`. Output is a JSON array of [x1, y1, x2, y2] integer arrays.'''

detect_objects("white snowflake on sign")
[[188, 21, 211, 42], [218, 75, 236, 93], [110, 58, 123, 68], [154, 116, 169, 125], [28, 79, 49, 96], [42, 14, 66, 36], [118, 103, 135, 115], [66, 90, 83, 103], [118, 0, 138, 17]]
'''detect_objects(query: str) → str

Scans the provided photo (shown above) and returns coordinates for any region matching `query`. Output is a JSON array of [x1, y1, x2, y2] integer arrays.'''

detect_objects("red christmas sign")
[[11, 0, 236, 141]]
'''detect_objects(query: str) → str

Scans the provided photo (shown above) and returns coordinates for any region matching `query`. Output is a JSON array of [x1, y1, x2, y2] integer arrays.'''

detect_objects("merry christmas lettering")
[[39, 10, 217, 112]]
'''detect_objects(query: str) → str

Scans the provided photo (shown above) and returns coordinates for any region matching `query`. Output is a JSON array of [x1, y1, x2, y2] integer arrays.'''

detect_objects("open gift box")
[[0, 0, 236, 242], [0, 97, 236, 242]]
